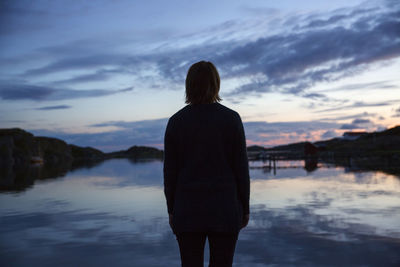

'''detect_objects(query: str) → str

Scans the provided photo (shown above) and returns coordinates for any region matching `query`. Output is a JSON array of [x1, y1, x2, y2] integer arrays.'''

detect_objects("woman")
[[164, 61, 250, 267]]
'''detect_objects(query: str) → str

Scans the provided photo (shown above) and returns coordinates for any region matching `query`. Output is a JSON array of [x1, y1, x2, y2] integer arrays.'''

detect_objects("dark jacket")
[[163, 102, 250, 233]]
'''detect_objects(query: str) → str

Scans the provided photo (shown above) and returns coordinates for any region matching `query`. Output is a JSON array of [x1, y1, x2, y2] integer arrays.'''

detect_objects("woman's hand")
[[241, 214, 249, 229]]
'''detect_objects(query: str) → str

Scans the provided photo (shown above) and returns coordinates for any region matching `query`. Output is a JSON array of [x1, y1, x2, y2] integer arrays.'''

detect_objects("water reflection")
[[1, 159, 400, 266], [0, 159, 106, 192]]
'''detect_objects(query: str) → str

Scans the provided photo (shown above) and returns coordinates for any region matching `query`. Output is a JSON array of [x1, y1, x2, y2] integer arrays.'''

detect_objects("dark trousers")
[[176, 232, 239, 267]]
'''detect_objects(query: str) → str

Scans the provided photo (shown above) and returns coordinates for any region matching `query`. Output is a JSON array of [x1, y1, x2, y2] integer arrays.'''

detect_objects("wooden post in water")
[[269, 155, 272, 170], [273, 155, 276, 175]]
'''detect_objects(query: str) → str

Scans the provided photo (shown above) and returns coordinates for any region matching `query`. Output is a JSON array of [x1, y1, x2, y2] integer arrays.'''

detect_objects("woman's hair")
[[185, 61, 221, 104]]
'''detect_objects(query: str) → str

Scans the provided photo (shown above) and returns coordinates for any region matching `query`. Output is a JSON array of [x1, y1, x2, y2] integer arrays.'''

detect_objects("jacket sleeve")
[[233, 114, 250, 215], [163, 118, 178, 215]]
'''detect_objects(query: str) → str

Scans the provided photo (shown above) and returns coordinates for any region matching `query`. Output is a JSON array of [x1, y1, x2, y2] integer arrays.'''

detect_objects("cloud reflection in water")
[[0, 159, 399, 266]]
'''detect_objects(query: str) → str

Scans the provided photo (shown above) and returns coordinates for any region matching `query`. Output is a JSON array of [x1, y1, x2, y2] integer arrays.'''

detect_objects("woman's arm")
[[163, 118, 178, 216], [234, 114, 250, 217]]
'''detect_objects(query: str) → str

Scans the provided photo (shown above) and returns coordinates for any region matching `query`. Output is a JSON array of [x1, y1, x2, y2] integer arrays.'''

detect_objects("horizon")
[[1, 0, 399, 152], [3, 124, 398, 154]]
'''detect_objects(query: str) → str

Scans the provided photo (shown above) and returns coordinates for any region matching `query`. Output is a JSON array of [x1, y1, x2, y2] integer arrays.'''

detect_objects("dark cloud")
[[352, 118, 371, 124], [0, 83, 133, 101], [35, 105, 71, 110], [303, 93, 327, 99], [340, 117, 374, 130], [303, 14, 349, 29], [0, 83, 53, 100], [0, 1, 50, 36], [340, 123, 360, 130]]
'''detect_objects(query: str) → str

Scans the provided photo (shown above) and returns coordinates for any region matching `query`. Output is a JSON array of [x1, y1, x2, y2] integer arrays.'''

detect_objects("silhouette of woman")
[[164, 61, 250, 267]]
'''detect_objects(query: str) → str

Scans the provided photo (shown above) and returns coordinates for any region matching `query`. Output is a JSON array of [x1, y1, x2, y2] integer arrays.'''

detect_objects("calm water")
[[1, 159, 400, 266]]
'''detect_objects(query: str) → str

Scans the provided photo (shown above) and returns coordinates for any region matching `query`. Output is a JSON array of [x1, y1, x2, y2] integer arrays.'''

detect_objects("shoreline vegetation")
[[0, 126, 399, 191]]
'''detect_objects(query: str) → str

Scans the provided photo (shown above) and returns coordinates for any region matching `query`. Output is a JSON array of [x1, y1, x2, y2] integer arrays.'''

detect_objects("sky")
[[0, 0, 399, 152]]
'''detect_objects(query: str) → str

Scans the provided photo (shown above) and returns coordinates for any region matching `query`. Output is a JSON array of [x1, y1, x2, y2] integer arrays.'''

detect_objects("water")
[[1, 159, 400, 266]]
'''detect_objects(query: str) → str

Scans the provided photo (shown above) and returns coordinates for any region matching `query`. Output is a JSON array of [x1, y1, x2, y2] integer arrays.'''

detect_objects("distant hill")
[[108, 145, 163, 159], [265, 142, 308, 152], [247, 145, 267, 152], [0, 128, 163, 171], [248, 126, 400, 155], [245, 126, 400, 174], [315, 125, 400, 156]]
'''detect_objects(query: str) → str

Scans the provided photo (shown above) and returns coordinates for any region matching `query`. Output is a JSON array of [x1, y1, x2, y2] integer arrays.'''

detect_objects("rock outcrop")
[[108, 145, 163, 159], [0, 128, 164, 191], [0, 128, 107, 171], [0, 128, 164, 171]]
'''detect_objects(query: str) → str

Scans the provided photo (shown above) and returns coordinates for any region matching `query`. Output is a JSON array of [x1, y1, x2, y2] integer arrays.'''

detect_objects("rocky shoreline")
[[0, 128, 163, 170]]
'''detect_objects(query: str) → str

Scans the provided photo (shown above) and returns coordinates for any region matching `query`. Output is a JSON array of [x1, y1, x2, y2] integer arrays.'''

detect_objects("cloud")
[[340, 123, 361, 130], [319, 81, 398, 93], [393, 106, 400, 117], [0, 1, 50, 36], [301, 10, 366, 29], [303, 93, 327, 100], [318, 100, 397, 113], [35, 105, 71, 110], [352, 118, 371, 124], [319, 112, 377, 121], [31, 118, 169, 152], [24, 54, 130, 76], [212, 5, 400, 98], [55, 71, 110, 85], [240, 120, 348, 146], [340, 117, 377, 129], [30, 118, 344, 151], [12, 0, 400, 104], [0, 83, 133, 101], [89, 118, 167, 129], [29, 112, 388, 151], [321, 130, 339, 139]]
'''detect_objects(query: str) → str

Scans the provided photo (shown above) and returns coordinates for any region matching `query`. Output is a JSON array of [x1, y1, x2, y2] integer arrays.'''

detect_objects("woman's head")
[[185, 61, 221, 104]]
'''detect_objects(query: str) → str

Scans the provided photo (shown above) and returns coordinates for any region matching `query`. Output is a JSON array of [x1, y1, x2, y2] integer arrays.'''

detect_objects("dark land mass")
[[250, 125, 400, 176], [0, 128, 163, 191]]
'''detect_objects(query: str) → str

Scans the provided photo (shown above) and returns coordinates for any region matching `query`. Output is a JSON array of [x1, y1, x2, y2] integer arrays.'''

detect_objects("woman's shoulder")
[[168, 105, 190, 121], [215, 103, 240, 117], [168, 103, 241, 125]]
